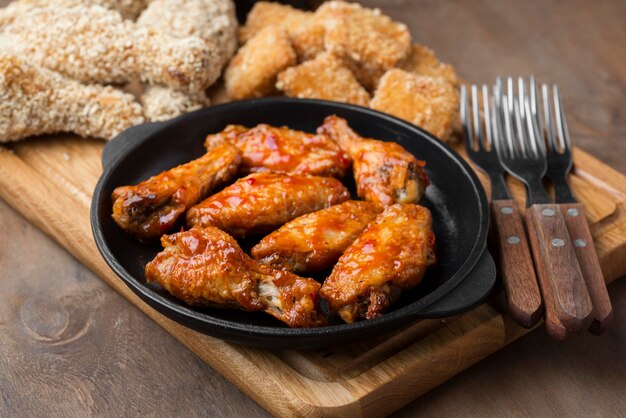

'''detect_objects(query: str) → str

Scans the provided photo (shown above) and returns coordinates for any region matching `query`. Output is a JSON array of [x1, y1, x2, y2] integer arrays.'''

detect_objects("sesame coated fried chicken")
[[0, 5, 220, 93], [0, 54, 144, 142]]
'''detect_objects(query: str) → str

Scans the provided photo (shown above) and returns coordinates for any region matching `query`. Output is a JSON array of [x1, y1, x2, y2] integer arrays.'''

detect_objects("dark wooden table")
[[1, 1, 625, 416]]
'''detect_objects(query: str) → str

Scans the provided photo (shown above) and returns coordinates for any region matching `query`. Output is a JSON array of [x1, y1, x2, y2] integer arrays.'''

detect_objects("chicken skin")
[[252, 200, 381, 274], [112, 141, 241, 241], [320, 204, 436, 323], [205, 123, 351, 177], [186, 172, 350, 238], [319, 115, 428, 207], [145, 227, 327, 327]]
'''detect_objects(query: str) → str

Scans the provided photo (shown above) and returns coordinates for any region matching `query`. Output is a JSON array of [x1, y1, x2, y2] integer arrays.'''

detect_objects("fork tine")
[[518, 77, 526, 119], [492, 81, 508, 158], [507, 77, 514, 118], [542, 84, 559, 152], [512, 97, 528, 157], [460, 85, 475, 150], [471, 85, 485, 150], [553, 85, 572, 152], [482, 84, 493, 148]]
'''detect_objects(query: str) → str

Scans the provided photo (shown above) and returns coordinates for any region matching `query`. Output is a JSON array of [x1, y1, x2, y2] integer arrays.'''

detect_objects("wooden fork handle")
[[491, 200, 543, 328], [525, 204, 593, 341], [559, 203, 613, 334]]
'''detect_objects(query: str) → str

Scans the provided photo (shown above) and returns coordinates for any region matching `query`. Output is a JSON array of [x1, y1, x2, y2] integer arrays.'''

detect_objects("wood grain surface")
[[1, 0, 626, 417]]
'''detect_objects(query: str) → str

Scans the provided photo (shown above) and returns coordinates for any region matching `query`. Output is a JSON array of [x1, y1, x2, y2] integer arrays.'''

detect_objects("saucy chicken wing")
[[145, 227, 327, 327], [112, 141, 241, 241], [205, 123, 351, 177], [320, 204, 436, 323], [186, 172, 350, 238], [319, 115, 428, 206], [252, 200, 381, 274]]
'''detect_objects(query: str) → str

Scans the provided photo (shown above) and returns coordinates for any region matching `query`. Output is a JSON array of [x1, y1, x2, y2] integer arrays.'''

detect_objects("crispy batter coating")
[[370, 69, 460, 142], [224, 25, 296, 100], [111, 141, 241, 240], [186, 172, 350, 238], [0, 54, 144, 142], [252, 200, 382, 274], [141, 85, 210, 122], [319, 115, 428, 207], [400, 43, 459, 86], [137, 0, 238, 67], [145, 227, 327, 327], [320, 204, 436, 323], [0, 5, 220, 93], [0, 0, 152, 25], [290, 21, 326, 62], [318, 1, 411, 91], [276, 52, 370, 106], [204, 123, 351, 177], [238, 1, 311, 44]]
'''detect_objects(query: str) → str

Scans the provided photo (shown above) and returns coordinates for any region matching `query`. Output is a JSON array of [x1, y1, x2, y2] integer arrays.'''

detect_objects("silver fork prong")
[[471, 85, 484, 150], [460, 85, 475, 150], [502, 96, 517, 159], [492, 82, 508, 158], [529, 76, 538, 118], [524, 98, 540, 158], [507, 77, 514, 117], [518, 77, 526, 119], [512, 98, 527, 157], [482, 84, 492, 149], [542, 84, 558, 152], [553, 84, 572, 152]]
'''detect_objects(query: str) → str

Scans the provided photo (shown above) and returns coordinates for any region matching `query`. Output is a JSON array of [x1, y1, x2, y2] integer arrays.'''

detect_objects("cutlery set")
[[461, 77, 613, 341]]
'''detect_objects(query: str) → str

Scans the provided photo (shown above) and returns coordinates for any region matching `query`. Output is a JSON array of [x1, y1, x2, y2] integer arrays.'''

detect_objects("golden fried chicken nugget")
[[290, 21, 326, 62], [238, 1, 312, 44], [225, 26, 296, 100], [370, 69, 459, 142], [319, 1, 411, 91], [276, 52, 370, 106], [400, 43, 459, 86]]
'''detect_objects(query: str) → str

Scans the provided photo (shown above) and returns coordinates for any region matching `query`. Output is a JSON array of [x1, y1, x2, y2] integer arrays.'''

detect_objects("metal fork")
[[493, 77, 593, 341], [531, 81, 612, 334], [460, 84, 542, 328]]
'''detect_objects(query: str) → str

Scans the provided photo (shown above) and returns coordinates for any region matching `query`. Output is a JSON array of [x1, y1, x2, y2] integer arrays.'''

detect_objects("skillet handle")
[[102, 121, 166, 169], [420, 250, 496, 317]]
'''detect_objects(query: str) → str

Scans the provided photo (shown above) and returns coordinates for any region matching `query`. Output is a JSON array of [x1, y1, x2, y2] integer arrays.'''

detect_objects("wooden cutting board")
[[1, 131, 625, 417]]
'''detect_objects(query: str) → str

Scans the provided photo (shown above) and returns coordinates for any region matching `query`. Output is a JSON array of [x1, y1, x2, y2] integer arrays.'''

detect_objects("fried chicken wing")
[[112, 141, 241, 240], [145, 227, 327, 327], [252, 200, 381, 274], [186, 172, 350, 238], [319, 115, 428, 207], [320, 204, 436, 323], [0, 54, 144, 142], [205, 123, 351, 177]]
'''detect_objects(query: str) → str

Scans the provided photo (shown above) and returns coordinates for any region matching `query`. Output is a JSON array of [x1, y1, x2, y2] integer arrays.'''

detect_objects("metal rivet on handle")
[[574, 239, 587, 248], [567, 208, 579, 217], [500, 207, 513, 214], [542, 208, 556, 217], [507, 236, 520, 245], [552, 238, 565, 247]]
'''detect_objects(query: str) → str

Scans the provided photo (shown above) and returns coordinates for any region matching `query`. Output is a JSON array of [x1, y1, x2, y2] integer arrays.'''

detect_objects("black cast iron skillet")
[[91, 98, 495, 349]]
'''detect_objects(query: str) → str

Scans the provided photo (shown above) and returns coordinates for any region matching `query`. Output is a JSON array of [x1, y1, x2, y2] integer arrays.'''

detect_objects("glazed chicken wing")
[[112, 141, 241, 241], [145, 227, 327, 327], [186, 172, 350, 238], [252, 200, 381, 274], [319, 115, 428, 206], [320, 204, 436, 323], [205, 123, 351, 177]]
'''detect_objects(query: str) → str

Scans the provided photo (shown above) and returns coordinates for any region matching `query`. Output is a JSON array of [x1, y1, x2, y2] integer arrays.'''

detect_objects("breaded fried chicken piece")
[[318, 1, 411, 91], [112, 141, 241, 240], [145, 227, 327, 327], [319, 115, 428, 207], [204, 123, 351, 177], [370, 69, 460, 142], [276, 52, 370, 106], [400, 43, 459, 86], [0, 0, 152, 25], [186, 172, 350, 238], [224, 25, 296, 99], [0, 5, 220, 93], [320, 204, 436, 323], [137, 0, 238, 67], [290, 21, 326, 62], [252, 200, 382, 274], [140, 84, 211, 122], [238, 1, 311, 44], [0, 54, 144, 142]]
